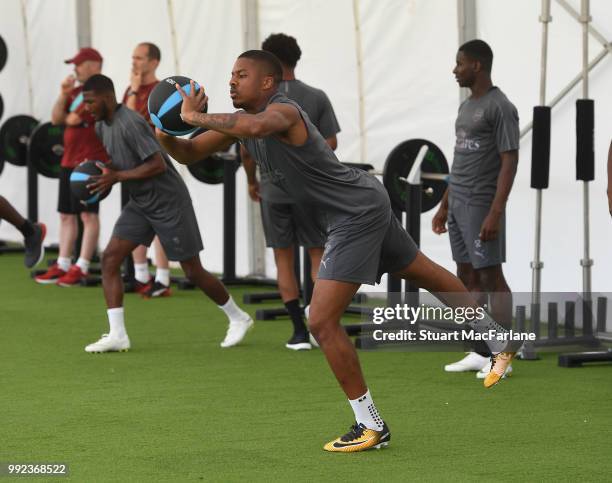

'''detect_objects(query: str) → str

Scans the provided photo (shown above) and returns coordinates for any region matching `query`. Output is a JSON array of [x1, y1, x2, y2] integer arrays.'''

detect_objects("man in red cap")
[[36, 47, 109, 286]]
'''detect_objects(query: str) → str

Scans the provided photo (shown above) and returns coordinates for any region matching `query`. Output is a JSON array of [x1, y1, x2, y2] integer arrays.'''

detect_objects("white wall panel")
[[0, 0, 77, 246], [1, 0, 611, 293]]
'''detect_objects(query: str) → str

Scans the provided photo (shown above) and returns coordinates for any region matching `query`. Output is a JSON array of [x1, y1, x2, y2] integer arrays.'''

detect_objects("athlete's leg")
[[180, 255, 229, 305], [307, 279, 364, 398], [180, 255, 253, 348]]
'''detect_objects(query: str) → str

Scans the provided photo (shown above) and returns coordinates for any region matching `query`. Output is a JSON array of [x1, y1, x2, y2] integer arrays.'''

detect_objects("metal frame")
[[75, 0, 91, 49], [525, 0, 611, 307], [242, 0, 268, 278], [352, 0, 367, 163], [530, 0, 551, 308], [520, 0, 611, 138], [457, 0, 477, 102]]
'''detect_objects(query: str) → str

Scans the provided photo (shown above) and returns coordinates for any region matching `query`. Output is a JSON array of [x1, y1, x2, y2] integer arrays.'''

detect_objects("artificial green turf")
[[1, 253, 611, 482]]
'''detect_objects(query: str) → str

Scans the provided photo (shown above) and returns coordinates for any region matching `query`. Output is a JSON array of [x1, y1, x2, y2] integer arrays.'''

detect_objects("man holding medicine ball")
[[80, 74, 253, 353], [158, 50, 517, 453]]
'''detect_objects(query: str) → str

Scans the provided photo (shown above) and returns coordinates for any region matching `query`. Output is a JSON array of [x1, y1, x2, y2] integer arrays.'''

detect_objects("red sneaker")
[[57, 265, 87, 287], [142, 280, 172, 298], [35, 264, 66, 284], [134, 278, 153, 295]]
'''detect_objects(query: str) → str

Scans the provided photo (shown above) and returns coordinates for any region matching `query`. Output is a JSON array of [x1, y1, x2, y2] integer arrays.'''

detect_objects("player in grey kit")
[[432, 40, 519, 378], [242, 33, 341, 351], [80, 74, 253, 353], [158, 50, 516, 453]]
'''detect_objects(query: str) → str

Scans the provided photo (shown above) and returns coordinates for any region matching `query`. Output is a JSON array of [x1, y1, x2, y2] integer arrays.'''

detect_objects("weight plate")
[[383, 138, 449, 213], [186, 127, 238, 184], [0, 35, 7, 73], [28, 121, 64, 178], [0, 115, 39, 166]]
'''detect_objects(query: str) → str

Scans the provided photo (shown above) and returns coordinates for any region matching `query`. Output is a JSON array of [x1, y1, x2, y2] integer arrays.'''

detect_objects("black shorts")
[[57, 167, 99, 214]]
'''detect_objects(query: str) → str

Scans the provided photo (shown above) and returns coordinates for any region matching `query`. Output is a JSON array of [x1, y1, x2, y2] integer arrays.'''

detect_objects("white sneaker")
[[303, 305, 320, 348], [444, 352, 490, 372], [220, 317, 254, 348], [85, 333, 130, 353], [476, 361, 513, 379]]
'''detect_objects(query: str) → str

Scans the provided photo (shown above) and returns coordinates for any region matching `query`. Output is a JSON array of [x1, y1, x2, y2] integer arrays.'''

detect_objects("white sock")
[[155, 268, 170, 287], [76, 257, 90, 274], [57, 256, 71, 272], [134, 263, 150, 284], [219, 296, 248, 321], [349, 389, 384, 431], [107, 307, 127, 339]]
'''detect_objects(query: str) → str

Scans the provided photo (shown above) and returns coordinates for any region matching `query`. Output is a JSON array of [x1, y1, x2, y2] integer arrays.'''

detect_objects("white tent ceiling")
[[0, 0, 610, 294]]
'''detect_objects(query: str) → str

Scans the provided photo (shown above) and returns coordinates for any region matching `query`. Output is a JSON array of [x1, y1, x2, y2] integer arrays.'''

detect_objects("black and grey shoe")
[[24, 223, 46, 269]]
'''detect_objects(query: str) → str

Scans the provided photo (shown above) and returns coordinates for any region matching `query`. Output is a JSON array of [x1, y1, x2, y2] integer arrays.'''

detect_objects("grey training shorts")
[[317, 207, 419, 285], [112, 198, 203, 261], [447, 195, 506, 269]]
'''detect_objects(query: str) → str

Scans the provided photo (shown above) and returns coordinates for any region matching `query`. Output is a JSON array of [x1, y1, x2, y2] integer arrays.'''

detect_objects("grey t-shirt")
[[241, 93, 388, 231], [449, 87, 519, 205], [255, 80, 341, 203], [95, 105, 191, 211]]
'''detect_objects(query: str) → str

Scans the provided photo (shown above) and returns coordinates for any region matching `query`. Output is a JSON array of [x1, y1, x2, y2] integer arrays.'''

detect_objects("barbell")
[[0, 116, 65, 179], [0, 111, 450, 214], [181, 135, 450, 215], [0, 115, 39, 167], [343, 139, 450, 213]]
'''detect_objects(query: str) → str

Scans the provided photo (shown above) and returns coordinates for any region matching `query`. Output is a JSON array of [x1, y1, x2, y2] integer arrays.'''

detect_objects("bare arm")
[[241, 145, 260, 202], [183, 105, 297, 139], [125, 70, 142, 111], [241, 145, 257, 184], [116, 152, 167, 181], [156, 128, 235, 165], [432, 188, 449, 234], [88, 153, 168, 193], [176, 80, 300, 139], [480, 150, 518, 241], [125, 93, 138, 111], [51, 75, 76, 126], [51, 93, 69, 125], [325, 135, 338, 151], [490, 150, 518, 215]]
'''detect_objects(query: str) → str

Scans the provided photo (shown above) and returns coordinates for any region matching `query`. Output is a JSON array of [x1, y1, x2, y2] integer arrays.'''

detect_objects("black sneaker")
[[285, 331, 312, 351], [24, 223, 46, 269], [143, 280, 172, 298]]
